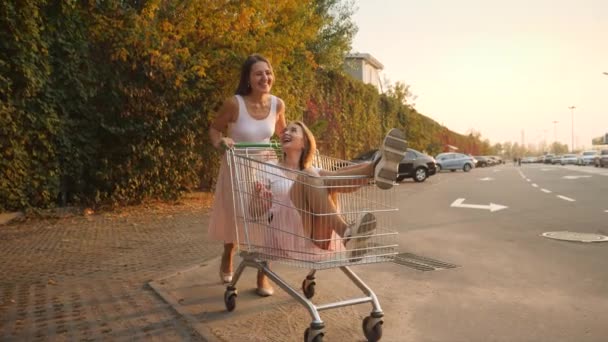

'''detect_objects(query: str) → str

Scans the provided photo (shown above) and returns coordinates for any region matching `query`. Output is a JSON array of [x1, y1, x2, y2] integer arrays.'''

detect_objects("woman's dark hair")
[[235, 54, 272, 95]]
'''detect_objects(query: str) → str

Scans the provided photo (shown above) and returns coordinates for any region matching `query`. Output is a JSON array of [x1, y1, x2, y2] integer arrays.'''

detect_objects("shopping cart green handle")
[[228, 142, 281, 149]]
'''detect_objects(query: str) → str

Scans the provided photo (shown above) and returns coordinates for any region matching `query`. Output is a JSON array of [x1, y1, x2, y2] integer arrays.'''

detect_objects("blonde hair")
[[290, 121, 316, 170]]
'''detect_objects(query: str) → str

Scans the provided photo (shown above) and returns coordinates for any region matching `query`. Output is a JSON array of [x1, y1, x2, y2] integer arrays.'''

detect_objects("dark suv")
[[594, 150, 608, 167], [352, 148, 437, 182]]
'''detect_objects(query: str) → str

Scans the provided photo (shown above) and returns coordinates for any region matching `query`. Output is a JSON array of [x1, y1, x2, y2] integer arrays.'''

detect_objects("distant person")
[[208, 54, 286, 296]]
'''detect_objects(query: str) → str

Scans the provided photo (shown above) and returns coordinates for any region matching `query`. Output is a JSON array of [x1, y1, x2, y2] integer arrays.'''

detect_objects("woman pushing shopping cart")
[[224, 121, 407, 342]]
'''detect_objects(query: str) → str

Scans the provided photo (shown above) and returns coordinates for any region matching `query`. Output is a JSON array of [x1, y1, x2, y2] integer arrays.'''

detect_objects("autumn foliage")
[[1, 0, 489, 212]]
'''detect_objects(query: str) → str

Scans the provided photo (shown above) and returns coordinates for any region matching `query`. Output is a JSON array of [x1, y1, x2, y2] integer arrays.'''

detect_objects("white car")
[[560, 154, 578, 165], [577, 150, 598, 165]]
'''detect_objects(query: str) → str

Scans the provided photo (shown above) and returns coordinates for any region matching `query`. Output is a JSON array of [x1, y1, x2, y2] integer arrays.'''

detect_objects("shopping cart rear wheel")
[[362, 316, 383, 341], [224, 287, 237, 312], [302, 278, 316, 299], [304, 327, 324, 342]]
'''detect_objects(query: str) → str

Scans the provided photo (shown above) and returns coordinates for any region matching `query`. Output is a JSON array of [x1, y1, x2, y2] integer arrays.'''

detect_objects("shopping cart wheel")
[[302, 277, 316, 299], [304, 327, 324, 342], [362, 316, 383, 341], [224, 287, 237, 312]]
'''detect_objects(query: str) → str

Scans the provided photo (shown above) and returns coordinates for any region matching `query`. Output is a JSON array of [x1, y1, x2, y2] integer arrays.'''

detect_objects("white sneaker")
[[345, 212, 377, 259], [374, 128, 408, 190]]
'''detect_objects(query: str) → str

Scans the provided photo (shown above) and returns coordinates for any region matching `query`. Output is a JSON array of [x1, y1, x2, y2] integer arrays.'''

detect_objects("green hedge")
[[0, 0, 491, 212]]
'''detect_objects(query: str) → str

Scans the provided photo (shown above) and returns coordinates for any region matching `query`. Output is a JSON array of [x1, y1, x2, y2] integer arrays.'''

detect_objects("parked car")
[[490, 156, 504, 164], [473, 156, 491, 167], [577, 150, 598, 165], [560, 154, 578, 165], [552, 155, 563, 165], [594, 150, 608, 167], [521, 156, 536, 163], [543, 154, 555, 164], [351, 148, 437, 182], [435, 152, 476, 172]]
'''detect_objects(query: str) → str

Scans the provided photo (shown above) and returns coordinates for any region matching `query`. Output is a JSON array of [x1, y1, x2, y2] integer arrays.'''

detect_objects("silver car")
[[577, 150, 598, 165], [560, 154, 578, 165], [435, 152, 476, 172]]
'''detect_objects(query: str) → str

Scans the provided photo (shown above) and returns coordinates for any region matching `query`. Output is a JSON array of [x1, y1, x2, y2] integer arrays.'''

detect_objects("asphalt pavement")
[[149, 163, 608, 341], [2, 164, 607, 341]]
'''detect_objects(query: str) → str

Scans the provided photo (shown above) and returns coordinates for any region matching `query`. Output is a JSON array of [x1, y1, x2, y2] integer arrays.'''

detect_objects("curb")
[[148, 260, 222, 342]]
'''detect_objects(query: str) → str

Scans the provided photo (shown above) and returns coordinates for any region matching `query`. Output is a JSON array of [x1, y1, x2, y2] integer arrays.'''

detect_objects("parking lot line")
[[557, 195, 576, 202]]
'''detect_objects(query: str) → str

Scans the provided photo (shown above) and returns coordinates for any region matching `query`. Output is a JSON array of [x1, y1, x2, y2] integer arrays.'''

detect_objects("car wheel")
[[463, 163, 472, 172], [413, 168, 428, 182], [436, 164, 442, 172]]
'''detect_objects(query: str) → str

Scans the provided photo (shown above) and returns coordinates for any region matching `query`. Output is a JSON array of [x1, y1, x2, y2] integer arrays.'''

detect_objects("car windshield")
[[353, 149, 377, 161]]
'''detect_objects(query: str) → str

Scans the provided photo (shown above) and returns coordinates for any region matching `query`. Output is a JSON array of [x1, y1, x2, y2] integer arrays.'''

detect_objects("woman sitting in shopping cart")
[[247, 121, 407, 259]]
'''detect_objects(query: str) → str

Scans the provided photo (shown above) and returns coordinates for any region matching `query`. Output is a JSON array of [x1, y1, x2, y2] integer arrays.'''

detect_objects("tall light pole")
[[568, 106, 576, 152]]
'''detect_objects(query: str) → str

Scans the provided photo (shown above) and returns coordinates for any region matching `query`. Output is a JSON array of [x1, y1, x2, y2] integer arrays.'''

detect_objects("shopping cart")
[[224, 143, 399, 342]]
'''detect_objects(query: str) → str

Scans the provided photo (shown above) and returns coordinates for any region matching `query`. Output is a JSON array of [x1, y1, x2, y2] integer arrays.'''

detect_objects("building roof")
[[346, 53, 384, 70]]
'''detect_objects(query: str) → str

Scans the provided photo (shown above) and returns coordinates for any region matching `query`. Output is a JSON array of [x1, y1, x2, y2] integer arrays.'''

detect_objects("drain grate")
[[393, 253, 459, 271]]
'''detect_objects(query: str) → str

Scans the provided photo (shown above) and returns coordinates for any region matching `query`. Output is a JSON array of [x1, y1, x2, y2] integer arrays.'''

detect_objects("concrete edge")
[[148, 260, 222, 342]]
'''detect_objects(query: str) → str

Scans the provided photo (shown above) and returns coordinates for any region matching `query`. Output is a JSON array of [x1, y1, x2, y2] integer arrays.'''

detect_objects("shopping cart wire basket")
[[223, 143, 399, 342]]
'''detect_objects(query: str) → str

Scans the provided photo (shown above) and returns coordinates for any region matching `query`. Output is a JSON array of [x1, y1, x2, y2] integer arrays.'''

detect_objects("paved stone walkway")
[[0, 197, 219, 341]]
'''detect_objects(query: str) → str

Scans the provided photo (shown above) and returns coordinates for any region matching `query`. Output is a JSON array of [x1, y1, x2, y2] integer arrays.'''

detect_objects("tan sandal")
[[219, 270, 233, 284], [256, 270, 274, 297]]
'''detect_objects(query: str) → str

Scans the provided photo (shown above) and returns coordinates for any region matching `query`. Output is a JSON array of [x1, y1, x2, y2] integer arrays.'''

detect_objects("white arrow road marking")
[[450, 198, 508, 212], [541, 168, 555, 171], [526, 178, 531, 182], [562, 175, 592, 180], [480, 177, 494, 181], [532, 183, 538, 187], [557, 195, 576, 202], [541, 189, 552, 193]]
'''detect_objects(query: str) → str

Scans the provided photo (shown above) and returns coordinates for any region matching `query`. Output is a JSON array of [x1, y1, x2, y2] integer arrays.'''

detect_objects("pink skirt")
[[208, 154, 241, 243]]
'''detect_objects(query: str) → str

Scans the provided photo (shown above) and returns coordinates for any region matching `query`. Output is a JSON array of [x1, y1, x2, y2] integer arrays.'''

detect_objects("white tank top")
[[228, 95, 277, 143]]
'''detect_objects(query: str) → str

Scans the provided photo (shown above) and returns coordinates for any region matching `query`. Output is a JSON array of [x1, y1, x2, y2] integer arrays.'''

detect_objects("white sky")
[[352, 0, 608, 150]]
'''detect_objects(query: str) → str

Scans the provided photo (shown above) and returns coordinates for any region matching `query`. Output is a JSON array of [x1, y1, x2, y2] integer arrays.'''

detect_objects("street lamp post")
[[568, 106, 576, 152]]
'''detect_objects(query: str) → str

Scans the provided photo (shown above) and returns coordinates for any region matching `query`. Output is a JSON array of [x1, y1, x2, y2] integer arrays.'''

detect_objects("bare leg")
[[221, 242, 235, 273], [319, 162, 374, 190], [290, 172, 349, 249], [256, 264, 274, 296]]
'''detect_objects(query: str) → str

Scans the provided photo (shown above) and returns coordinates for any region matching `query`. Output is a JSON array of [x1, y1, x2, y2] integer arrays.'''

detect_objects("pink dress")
[[263, 165, 345, 261], [244, 162, 345, 262], [208, 95, 277, 243]]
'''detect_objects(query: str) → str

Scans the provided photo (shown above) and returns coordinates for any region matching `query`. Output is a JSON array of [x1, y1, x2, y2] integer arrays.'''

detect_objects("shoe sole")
[[375, 128, 408, 189]]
